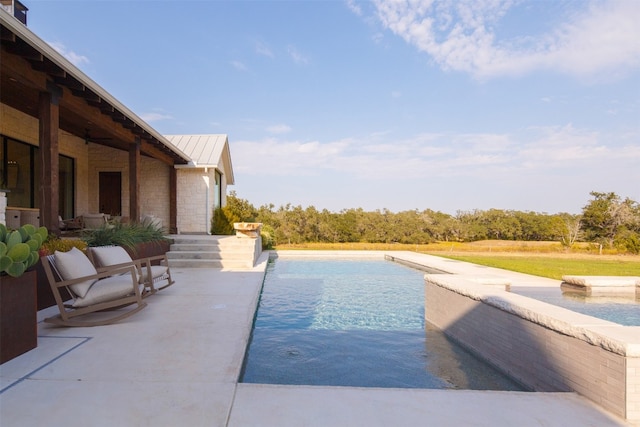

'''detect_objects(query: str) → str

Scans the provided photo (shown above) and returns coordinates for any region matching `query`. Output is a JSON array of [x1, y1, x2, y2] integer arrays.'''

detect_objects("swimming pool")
[[509, 287, 640, 326], [240, 257, 524, 390]]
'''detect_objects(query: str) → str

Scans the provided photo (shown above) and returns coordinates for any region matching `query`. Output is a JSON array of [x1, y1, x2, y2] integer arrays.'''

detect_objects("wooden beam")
[[129, 139, 141, 222], [2, 45, 186, 165], [169, 167, 177, 234], [38, 88, 60, 235], [0, 46, 48, 90]]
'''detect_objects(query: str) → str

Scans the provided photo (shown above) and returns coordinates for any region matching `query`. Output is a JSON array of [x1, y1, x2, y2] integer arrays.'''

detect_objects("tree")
[[554, 213, 582, 249], [581, 192, 638, 248]]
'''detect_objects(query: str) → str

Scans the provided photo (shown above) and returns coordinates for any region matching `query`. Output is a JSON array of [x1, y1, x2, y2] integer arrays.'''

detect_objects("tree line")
[[212, 191, 640, 254]]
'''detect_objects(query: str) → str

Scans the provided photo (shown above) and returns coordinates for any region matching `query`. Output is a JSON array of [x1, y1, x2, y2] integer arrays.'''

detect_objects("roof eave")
[[0, 8, 192, 163]]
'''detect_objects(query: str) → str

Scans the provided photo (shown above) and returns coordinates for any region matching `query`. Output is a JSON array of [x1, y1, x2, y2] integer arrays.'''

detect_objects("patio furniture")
[[82, 213, 108, 230], [59, 215, 83, 231], [41, 247, 147, 327], [87, 245, 174, 295]]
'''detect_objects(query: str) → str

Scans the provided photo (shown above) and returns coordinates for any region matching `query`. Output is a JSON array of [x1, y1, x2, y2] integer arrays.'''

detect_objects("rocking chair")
[[41, 247, 147, 327]]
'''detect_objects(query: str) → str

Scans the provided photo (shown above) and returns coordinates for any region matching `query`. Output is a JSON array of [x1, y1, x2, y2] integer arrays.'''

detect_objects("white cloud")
[[140, 112, 173, 122], [370, 0, 640, 79], [230, 60, 247, 71], [231, 125, 639, 183], [345, 0, 362, 16], [48, 41, 89, 67], [266, 124, 292, 134], [256, 41, 274, 58], [287, 45, 310, 65]]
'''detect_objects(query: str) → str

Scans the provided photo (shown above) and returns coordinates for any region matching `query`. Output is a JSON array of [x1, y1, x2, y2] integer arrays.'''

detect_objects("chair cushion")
[[140, 265, 169, 281], [92, 246, 133, 267], [72, 275, 142, 308], [54, 247, 98, 298]]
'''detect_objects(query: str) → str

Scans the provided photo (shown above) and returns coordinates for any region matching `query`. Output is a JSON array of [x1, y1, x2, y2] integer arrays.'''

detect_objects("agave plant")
[[0, 224, 48, 277]]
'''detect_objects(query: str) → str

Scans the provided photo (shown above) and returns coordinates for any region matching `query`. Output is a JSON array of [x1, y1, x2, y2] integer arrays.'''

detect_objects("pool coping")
[[383, 252, 639, 424]]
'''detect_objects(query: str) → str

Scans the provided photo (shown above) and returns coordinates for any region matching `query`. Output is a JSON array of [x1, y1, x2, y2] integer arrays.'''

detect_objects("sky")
[[24, 0, 640, 215]]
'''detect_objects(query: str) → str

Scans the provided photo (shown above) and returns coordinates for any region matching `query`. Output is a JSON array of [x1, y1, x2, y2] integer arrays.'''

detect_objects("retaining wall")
[[424, 274, 640, 425]]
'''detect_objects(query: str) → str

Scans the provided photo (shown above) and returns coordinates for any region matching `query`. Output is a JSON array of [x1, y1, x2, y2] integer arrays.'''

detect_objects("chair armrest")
[[51, 265, 138, 289]]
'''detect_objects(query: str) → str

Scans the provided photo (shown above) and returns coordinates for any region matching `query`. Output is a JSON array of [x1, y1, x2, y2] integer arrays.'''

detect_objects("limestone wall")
[[176, 168, 211, 234], [87, 144, 170, 226]]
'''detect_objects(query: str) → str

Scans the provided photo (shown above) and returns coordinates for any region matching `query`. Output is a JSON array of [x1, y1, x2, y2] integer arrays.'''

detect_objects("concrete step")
[[167, 258, 256, 269], [166, 234, 262, 269], [167, 251, 222, 261], [169, 243, 256, 253]]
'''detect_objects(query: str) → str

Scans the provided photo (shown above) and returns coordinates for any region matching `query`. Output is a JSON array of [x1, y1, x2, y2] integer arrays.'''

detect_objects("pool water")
[[241, 258, 524, 390], [510, 287, 640, 326]]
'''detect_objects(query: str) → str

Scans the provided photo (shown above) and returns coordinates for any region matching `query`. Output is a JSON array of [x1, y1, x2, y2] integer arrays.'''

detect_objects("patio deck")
[[0, 251, 631, 426]]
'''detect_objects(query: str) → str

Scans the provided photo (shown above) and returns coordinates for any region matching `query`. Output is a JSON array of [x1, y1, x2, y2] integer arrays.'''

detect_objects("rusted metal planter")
[[123, 240, 172, 264], [1, 270, 37, 363]]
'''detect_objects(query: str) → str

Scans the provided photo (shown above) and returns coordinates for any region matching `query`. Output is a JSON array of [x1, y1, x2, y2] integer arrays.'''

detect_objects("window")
[[214, 170, 222, 209], [1, 135, 75, 219]]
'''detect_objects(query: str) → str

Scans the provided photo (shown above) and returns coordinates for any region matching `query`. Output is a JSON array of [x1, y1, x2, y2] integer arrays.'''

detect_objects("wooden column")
[[129, 138, 141, 222], [38, 83, 61, 235], [169, 167, 177, 234]]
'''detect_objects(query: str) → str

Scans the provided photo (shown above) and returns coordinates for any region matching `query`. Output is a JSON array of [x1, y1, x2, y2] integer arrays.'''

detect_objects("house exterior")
[[0, 4, 234, 234]]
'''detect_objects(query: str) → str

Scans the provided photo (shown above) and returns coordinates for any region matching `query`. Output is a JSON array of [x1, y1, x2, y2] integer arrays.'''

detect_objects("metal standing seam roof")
[[164, 134, 234, 184]]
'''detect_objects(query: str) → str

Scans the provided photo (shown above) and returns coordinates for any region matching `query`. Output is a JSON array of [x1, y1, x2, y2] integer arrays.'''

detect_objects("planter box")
[[124, 240, 172, 264], [36, 259, 72, 311], [1, 270, 37, 364]]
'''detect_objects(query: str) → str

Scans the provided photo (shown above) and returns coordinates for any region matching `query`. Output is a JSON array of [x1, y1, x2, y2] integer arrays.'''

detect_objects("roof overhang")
[[0, 8, 191, 165]]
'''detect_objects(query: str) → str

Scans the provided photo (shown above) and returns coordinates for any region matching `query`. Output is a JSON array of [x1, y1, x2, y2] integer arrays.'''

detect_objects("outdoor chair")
[[81, 213, 109, 230], [41, 247, 147, 327], [58, 215, 83, 232], [87, 245, 174, 295]]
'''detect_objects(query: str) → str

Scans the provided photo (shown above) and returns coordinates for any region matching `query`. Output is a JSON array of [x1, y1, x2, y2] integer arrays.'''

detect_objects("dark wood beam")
[[129, 139, 141, 222], [2, 43, 187, 166], [169, 167, 177, 234], [38, 88, 60, 235]]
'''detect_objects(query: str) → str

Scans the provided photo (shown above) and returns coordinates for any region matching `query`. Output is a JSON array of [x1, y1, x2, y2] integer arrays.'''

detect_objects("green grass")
[[431, 254, 640, 280]]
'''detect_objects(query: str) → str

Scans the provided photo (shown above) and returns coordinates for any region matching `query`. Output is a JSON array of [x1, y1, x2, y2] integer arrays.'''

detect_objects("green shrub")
[[82, 221, 168, 248], [211, 207, 234, 235], [40, 236, 87, 255], [260, 225, 275, 250]]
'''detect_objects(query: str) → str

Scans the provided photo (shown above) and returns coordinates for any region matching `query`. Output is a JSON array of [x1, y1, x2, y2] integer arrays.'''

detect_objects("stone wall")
[[87, 144, 170, 225], [176, 169, 210, 234]]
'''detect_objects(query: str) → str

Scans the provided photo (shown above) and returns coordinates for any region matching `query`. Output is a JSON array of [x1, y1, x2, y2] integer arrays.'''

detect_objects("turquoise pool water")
[[241, 257, 524, 390], [510, 287, 640, 326]]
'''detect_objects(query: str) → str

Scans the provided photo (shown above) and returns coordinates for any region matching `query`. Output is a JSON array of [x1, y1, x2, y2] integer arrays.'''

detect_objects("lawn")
[[431, 254, 640, 280], [273, 241, 640, 280]]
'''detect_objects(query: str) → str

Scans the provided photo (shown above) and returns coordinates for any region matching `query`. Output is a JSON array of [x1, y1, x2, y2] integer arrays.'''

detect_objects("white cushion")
[[92, 246, 133, 267], [54, 247, 98, 298], [72, 275, 142, 308], [140, 265, 169, 282]]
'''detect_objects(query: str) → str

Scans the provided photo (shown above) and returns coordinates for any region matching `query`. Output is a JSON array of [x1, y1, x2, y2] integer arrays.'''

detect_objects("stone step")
[[169, 243, 255, 253], [167, 258, 255, 269], [166, 234, 262, 269]]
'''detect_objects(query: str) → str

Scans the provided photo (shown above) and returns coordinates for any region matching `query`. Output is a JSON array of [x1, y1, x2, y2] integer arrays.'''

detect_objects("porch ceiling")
[[0, 14, 189, 166]]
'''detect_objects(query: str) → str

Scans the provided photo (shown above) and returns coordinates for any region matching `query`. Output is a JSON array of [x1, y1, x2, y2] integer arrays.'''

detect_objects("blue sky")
[[27, 0, 640, 215]]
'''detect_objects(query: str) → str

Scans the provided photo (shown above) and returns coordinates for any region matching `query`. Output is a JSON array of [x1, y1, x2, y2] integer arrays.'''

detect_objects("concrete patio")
[[0, 251, 632, 426]]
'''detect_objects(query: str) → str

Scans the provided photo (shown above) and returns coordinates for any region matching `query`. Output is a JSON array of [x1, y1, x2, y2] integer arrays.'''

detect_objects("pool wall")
[[424, 274, 640, 424]]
